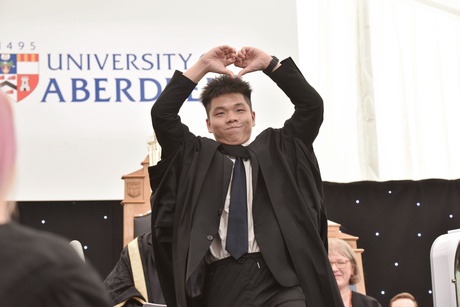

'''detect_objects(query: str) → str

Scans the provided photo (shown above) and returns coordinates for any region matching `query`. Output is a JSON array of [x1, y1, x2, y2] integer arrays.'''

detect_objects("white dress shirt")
[[208, 155, 260, 261]]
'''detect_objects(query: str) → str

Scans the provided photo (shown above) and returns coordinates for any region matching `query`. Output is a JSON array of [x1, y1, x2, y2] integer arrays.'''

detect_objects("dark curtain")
[[324, 179, 460, 307], [15, 179, 460, 307], [16, 200, 123, 279]]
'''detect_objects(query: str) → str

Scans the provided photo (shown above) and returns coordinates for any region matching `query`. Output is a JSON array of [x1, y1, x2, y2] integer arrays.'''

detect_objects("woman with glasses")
[[328, 238, 382, 307]]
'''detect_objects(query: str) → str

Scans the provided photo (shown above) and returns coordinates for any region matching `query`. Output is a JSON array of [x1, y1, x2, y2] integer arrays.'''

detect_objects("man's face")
[[206, 93, 255, 145]]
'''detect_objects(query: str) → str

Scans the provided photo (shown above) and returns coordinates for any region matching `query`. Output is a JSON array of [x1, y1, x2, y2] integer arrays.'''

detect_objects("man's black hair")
[[200, 75, 252, 115]]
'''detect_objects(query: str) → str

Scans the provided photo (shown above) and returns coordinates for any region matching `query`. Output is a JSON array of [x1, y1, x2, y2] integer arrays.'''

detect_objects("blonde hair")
[[0, 93, 16, 197], [328, 238, 361, 285]]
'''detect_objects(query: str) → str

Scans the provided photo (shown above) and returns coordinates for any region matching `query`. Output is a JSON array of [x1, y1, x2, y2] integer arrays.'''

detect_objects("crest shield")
[[0, 53, 39, 102], [127, 181, 142, 198]]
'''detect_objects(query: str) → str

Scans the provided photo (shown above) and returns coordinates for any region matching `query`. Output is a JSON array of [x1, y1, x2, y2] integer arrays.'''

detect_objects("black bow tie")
[[218, 144, 250, 160]]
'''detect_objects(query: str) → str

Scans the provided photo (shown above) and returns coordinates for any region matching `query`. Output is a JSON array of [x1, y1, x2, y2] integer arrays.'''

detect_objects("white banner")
[[1, 0, 299, 200]]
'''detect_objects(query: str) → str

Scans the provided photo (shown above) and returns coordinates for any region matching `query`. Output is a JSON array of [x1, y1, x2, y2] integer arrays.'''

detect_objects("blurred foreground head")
[[0, 92, 16, 199]]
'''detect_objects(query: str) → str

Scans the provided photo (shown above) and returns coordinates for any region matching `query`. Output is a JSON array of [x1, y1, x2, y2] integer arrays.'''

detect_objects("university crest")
[[0, 53, 39, 102], [127, 181, 142, 198]]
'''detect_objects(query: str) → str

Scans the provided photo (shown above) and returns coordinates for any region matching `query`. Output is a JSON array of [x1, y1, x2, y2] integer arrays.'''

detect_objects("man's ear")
[[206, 118, 213, 133], [252, 111, 256, 127]]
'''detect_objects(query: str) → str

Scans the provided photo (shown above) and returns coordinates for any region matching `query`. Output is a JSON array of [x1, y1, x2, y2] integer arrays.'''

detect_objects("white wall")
[[297, 0, 460, 182]]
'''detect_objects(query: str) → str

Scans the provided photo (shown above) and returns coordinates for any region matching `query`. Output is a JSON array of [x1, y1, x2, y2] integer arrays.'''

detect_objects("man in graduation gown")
[[104, 232, 165, 306], [149, 45, 343, 307]]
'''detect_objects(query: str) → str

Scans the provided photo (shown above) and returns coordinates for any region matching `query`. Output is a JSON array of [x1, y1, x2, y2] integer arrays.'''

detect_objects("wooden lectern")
[[121, 157, 367, 294]]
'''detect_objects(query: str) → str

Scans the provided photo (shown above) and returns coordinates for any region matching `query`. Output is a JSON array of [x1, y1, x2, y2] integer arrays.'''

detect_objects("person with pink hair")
[[0, 92, 16, 221], [0, 92, 111, 307]]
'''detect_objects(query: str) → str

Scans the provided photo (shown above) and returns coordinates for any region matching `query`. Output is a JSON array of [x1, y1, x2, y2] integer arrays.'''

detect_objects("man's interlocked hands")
[[183, 45, 278, 82]]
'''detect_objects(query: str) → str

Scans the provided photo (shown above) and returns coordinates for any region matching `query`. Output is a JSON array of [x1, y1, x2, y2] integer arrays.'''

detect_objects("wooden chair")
[[134, 211, 151, 238], [121, 156, 151, 246]]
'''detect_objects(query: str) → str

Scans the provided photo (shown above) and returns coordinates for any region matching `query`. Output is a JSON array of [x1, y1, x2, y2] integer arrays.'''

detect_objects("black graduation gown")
[[104, 232, 165, 306], [352, 291, 382, 307], [149, 57, 343, 307]]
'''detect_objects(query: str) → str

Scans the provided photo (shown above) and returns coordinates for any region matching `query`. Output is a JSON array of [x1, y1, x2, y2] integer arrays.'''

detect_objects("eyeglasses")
[[330, 259, 350, 269]]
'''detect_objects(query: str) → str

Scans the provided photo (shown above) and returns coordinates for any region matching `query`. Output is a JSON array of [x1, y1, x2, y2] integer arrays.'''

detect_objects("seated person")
[[104, 232, 165, 306], [389, 292, 418, 307], [328, 238, 382, 307], [0, 93, 111, 307]]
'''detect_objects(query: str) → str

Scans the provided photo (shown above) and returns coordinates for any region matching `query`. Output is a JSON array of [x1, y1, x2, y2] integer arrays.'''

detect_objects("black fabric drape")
[[324, 179, 460, 307]]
